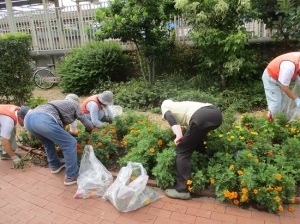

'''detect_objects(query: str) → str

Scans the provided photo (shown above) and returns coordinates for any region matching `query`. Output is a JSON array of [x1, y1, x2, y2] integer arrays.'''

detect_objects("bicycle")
[[33, 64, 60, 89]]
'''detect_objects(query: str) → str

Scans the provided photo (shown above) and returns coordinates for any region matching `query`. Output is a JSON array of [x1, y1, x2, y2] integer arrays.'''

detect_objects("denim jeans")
[[24, 113, 78, 177]]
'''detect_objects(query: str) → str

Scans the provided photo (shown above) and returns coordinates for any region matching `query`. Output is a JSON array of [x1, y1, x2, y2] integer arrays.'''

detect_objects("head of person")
[[65, 93, 80, 105], [17, 105, 31, 127], [98, 91, 113, 107]]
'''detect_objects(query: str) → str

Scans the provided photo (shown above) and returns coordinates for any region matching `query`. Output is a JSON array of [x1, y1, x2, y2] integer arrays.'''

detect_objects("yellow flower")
[[230, 135, 235, 140], [187, 179, 193, 185], [227, 138, 232, 142], [247, 153, 252, 158], [203, 141, 207, 145], [290, 128, 297, 133], [253, 189, 258, 194], [278, 205, 284, 212], [145, 198, 151, 205], [255, 158, 259, 163], [237, 170, 244, 175], [241, 188, 248, 194], [276, 174, 282, 180], [229, 164, 235, 169], [285, 124, 290, 128], [239, 136, 245, 140], [250, 131, 258, 135], [275, 196, 281, 202], [219, 134, 223, 138], [149, 148, 155, 153], [235, 125, 241, 129], [210, 179, 215, 184], [207, 132, 211, 136]]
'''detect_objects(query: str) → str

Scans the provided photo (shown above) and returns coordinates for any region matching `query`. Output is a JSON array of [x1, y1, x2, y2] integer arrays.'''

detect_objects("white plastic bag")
[[283, 85, 300, 123], [108, 105, 123, 117], [74, 145, 113, 199], [102, 162, 163, 212]]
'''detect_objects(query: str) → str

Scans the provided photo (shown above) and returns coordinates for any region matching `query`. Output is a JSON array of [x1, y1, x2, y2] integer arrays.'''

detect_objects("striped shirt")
[[28, 100, 93, 131]]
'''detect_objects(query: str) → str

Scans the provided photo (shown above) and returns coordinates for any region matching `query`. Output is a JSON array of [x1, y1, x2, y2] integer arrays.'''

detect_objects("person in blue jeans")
[[24, 94, 94, 185]]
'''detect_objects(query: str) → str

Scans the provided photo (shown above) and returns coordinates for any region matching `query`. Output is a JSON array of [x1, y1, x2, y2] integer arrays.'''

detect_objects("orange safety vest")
[[81, 95, 103, 114], [0, 104, 20, 126], [267, 52, 300, 81]]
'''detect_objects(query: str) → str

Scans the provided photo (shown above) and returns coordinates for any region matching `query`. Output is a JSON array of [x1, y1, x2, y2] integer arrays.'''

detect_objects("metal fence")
[[0, 3, 273, 55]]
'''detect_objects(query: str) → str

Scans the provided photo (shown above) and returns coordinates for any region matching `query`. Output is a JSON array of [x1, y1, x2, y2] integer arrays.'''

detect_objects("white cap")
[[65, 93, 80, 105]]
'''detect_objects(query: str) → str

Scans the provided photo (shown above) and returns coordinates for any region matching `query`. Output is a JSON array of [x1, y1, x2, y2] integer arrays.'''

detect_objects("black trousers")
[[175, 106, 222, 192]]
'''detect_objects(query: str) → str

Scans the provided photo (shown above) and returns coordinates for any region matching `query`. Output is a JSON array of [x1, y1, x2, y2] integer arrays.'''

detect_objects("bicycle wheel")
[[33, 68, 55, 89]]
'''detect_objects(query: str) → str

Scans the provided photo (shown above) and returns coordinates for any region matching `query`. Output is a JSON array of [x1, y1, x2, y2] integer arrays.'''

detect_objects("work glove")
[[295, 98, 300, 108], [171, 124, 183, 145], [12, 155, 21, 164]]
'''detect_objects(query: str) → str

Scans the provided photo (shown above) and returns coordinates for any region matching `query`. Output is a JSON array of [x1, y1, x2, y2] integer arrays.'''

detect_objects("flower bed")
[[17, 111, 300, 213]]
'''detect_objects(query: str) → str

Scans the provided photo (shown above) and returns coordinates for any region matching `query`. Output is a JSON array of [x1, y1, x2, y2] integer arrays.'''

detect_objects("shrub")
[[0, 33, 33, 105], [58, 41, 130, 95]]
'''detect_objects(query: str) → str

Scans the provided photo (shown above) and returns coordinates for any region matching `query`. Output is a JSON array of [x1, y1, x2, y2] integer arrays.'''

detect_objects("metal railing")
[[0, 3, 273, 55]]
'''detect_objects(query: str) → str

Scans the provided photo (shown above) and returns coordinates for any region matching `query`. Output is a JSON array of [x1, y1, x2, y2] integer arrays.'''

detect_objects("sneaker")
[[51, 162, 65, 174], [0, 152, 10, 160], [64, 174, 78, 186], [165, 189, 191, 200]]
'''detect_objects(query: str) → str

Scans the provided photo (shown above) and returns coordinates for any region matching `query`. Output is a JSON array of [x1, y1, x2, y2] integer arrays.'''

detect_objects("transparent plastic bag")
[[102, 162, 163, 212], [283, 85, 300, 123], [74, 145, 113, 199]]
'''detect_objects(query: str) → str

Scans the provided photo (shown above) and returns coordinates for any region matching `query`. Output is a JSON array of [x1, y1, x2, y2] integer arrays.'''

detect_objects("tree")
[[250, 0, 300, 42], [175, 0, 259, 88], [94, 0, 176, 83]]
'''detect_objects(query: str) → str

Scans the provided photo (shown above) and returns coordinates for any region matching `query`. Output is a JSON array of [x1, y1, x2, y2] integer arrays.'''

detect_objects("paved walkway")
[[0, 151, 299, 224]]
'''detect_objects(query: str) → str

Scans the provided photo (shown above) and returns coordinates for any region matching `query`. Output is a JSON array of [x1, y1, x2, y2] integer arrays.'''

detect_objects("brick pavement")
[[0, 151, 299, 224]]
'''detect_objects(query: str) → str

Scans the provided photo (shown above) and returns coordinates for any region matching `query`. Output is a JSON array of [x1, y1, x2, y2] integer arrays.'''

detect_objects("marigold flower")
[[233, 199, 239, 205], [247, 153, 252, 158], [276, 174, 282, 180], [290, 128, 297, 133], [291, 197, 296, 203], [241, 195, 248, 202], [285, 124, 290, 128], [157, 139, 163, 146], [224, 190, 230, 198], [187, 180, 193, 185], [207, 132, 211, 136], [237, 170, 244, 175], [275, 186, 283, 192], [275, 196, 281, 202], [268, 151, 273, 157], [241, 188, 248, 194], [55, 146, 60, 152], [149, 148, 155, 153], [250, 131, 258, 135], [87, 140, 92, 145], [278, 205, 284, 212], [228, 138, 232, 142], [288, 206, 295, 212], [97, 142, 103, 147], [255, 158, 259, 163], [188, 186, 193, 192], [219, 134, 223, 138], [203, 141, 207, 145], [241, 181, 246, 186], [233, 191, 238, 199], [230, 135, 235, 140], [77, 143, 81, 149], [210, 179, 215, 184], [253, 189, 258, 194], [239, 136, 245, 140], [228, 192, 235, 199], [229, 164, 235, 169]]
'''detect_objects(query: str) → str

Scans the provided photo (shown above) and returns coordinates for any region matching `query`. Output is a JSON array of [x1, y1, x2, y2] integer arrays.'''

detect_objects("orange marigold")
[[268, 151, 273, 157], [275, 196, 281, 202], [149, 148, 155, 153], [97, 142, 103, 147], [276, 174, 282, 180], [253, 189, 258, 194], [278, 205, 284, 212], [157, 139, 163, 146], [288, 206, 295, 212], [241, 188, 248, 194], [241, 195, 248, 202], [233, 199, 239, 205], [229, 164, 235, 169], [237, 170, 244, 175], [187, 180, 193, 185], [210, 179, 215, 184]]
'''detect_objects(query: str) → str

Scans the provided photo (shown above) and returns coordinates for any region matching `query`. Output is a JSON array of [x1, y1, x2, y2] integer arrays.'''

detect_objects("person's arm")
[[164, 111, 183, 145], [1, 119, 21, 164], [74, 105, 94, 132], [88, 102, 104, 128], [69, 121, 78, 134], [278, 61, 298, 100]]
